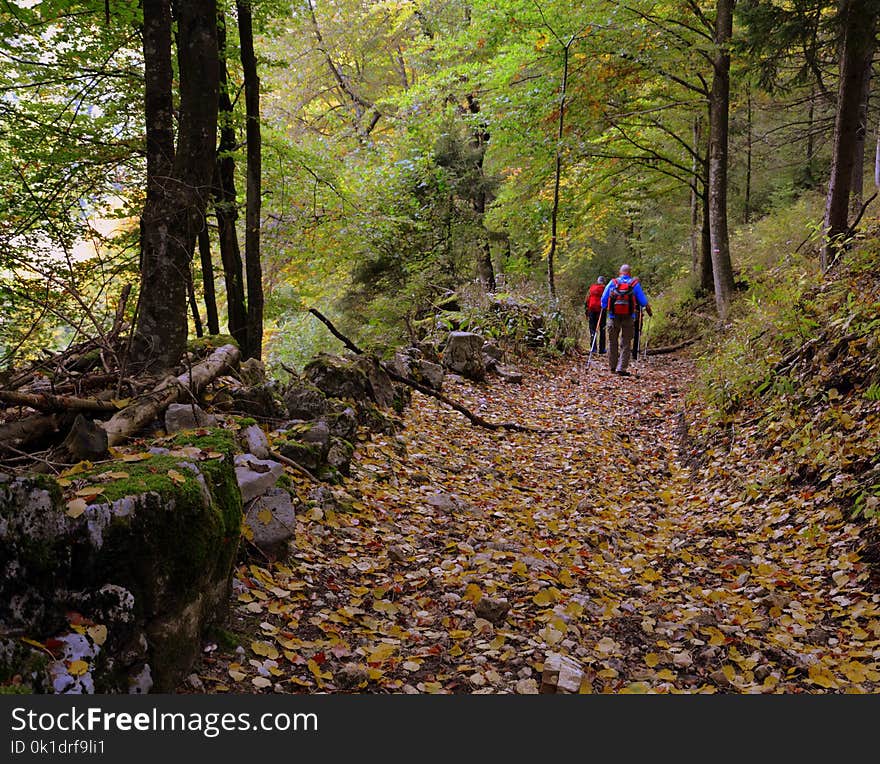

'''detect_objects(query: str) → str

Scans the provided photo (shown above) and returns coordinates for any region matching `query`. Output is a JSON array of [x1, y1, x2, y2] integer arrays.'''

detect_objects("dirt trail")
[[188, 350, 880, 694]]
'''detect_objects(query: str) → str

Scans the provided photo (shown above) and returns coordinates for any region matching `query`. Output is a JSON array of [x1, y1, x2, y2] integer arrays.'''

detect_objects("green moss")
[[278, 440, 322, 471], [237, 417, 258, 427], [187, 334, 239, 356], [168, 428, 238, 458]]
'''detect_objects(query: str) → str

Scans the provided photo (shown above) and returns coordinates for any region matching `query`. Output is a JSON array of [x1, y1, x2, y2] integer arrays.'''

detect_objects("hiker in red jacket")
[[585, 275, 606, 355]]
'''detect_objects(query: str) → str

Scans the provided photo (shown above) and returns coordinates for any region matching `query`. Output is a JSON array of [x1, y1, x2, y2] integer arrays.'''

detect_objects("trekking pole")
[[635, 308, 644, 364], [586, 307, 604, 367], [642, 314, 651, 365]]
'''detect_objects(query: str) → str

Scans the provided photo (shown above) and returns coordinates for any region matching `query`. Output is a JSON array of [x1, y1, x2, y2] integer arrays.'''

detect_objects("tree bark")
[[744, 79, 752, 222], [133, 0, 220, 370], [237, 1, 264, 362], [707, 0, 737, 320], [187, 263, 204, 338], [690, 117, 702, 277], [198, 225, 220, 335], [465, 95, 496, 292], [850, 43, 875, 215], [213, 12, 248, 350], [700, 184, 715, 294], [141, 0, 174, 207], [823, 0, 878, 270]]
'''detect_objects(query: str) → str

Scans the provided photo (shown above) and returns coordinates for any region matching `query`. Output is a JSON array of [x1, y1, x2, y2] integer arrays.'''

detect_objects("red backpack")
[[608, 277, 639, 316]]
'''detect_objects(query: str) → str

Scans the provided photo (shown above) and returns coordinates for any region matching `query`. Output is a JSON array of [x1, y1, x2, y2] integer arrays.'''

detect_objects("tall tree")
[[238, 0, 264, 361], [707, 0, 737, 320], [133, 0, 219, 369], [213, 11, 248, 351], [822, 0, 878, 270]]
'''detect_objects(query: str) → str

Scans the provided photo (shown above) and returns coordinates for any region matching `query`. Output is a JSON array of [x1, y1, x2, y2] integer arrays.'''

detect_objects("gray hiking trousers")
[[608, 315, 635, 372]]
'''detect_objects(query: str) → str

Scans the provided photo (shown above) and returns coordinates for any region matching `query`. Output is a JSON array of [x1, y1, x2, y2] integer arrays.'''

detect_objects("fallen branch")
[[100, 343, 240, 446], [645, 338, 698, 356], [0, 389, 118, 413], [307, 307, 545, 434], [269, 449, 320, 483]]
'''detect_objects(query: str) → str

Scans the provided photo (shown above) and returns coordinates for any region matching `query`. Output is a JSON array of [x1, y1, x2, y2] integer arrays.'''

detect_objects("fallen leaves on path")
[[188, 351, 880, 694]]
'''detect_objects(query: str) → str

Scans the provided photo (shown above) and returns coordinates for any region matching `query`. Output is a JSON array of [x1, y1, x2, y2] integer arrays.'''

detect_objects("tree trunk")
[[465, 95, 497, 293], [141, 0, 174, 206], [823, 0, 878, 270], [744, 80, 752, 222], [850, 44, 875, 215], [707, 0, 737, 320], [700, 183, 715, 294], [133, 0, 220, 370], [198, 225, 220, 335], [213, 12, 248, 350], [690, 117, 702, 277], [548, 38, 575, 300], [237, 1, 264, 362], [187, 264, 204, 338]]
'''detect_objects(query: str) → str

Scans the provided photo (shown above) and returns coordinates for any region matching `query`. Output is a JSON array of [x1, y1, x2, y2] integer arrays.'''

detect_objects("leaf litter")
[[186, 351, 880, 694]]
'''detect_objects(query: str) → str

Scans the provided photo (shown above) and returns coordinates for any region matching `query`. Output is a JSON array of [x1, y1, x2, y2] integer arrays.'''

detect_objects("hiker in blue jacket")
[[601, 264, 652, 376]]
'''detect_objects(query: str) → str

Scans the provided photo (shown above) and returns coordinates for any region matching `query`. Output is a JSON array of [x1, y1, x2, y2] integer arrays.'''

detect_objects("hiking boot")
[[617, 370, 630, 376]]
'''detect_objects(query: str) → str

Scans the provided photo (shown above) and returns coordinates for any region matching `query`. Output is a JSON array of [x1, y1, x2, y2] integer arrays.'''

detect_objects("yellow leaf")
[[539, 626, 563, 645], [111, 398, 131, 409], [66, 498, 88, 518], [655, 669, 676, 681], [252, 677, 272, 689], [842, 662, 868, 683], [645, 653, 660, 667], [808, 663, 839, 689], [68, 660, 89, 677], [103, 471, 130, 480], [722, 665, 736, 682], [366, 643, 397, 663], [449, 629, 472, 640], [228, 669, 246, 682], [533, 587, 561, 606], [75, 486, 103, 497], [87, 625, 108, 646], [121, 452, 152, 462], [307, 659, 331, 682], [257, 507, 273, 525], [167, 469, 187, 485], [489, 635, 506, 650], [463, 583, 483, 603], [251, 640, 279, 660]]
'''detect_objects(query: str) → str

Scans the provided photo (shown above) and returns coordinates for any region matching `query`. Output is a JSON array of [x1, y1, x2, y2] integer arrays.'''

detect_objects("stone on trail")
[[164, 402, 217, 433], [234, 454, 284, 502], [441, 331, 486, 381], [474, 597, 511, 626], [240, 423, 270, 460], [244, 488, 296, 558], [540, 653, 586, 694], [495, 364, 523, 384]]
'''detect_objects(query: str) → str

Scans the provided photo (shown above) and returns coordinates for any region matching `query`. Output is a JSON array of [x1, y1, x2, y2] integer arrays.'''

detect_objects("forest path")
[[190, 350, 880, 694]]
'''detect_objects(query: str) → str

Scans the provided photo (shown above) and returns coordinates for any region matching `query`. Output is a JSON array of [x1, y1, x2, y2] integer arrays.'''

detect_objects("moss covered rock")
[[0, 434, 242, 694]]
